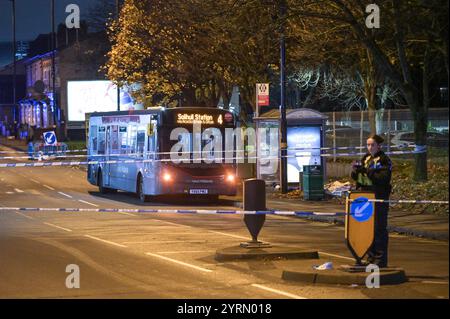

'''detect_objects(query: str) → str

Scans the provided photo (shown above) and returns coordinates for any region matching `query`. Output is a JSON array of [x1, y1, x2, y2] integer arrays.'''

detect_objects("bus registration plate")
[[189, 189, 208, 194]]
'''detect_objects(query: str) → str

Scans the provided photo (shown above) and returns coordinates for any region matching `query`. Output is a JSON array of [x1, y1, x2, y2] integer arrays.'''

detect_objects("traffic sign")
[[256, 83, 269, 106], [350, 197, 374, 222], [43, 131, 57, 146], [345, 191, 376, 264]]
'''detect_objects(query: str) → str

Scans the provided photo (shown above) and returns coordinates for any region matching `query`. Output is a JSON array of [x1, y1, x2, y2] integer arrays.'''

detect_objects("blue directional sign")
[[350, 196, 374, 222], [43, 131, 57, 146]]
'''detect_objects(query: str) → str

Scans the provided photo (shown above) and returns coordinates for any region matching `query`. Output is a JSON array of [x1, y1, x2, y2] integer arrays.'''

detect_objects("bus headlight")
[[162, 173, 172, 182], [226, 174, 235, 183]]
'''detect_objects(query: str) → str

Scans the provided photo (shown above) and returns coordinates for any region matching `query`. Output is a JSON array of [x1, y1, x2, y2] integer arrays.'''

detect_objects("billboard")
[[287, 126, 322, 183], [67, 81, 143, 122]]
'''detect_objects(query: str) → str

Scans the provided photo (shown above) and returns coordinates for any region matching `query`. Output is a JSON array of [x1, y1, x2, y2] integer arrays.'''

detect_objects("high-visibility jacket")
[[351, 150, 392, 199]]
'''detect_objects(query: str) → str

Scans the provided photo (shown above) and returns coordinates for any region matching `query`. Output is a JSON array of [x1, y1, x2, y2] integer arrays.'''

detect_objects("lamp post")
[[279, 0, 288, 193], [116, 0, 120, 111], [51, 0, 58, 130], [9, 0, 17, 135]]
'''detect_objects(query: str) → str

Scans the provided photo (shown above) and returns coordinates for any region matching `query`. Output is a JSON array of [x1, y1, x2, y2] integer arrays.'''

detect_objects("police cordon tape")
[[0, 199, 447, 216], [0, 145, 419, 160], [0, 144, 417, 155], [0, 207, 346, 215], [0, 150, 427, 167], [348, 199, 449, 205], [0, 148, 422, 160]]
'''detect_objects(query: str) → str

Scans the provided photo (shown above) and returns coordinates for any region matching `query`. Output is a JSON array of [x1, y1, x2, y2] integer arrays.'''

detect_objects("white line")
[[208, 230, 249, 240], [145, 252, 212, 273], [58, 191, 73, 199], [117, 212, 137, 217], [157, 250, 215, 254], [318, 251, 355, 261], [14, 212, 34, 220], [78, 199, 99, 207], [122, 240, 207, 244], [6, 191, 14, 194], [251, 284, 307, 299], [43, 184, 55, 190], [30, 178, 40, 184], [44, 222, 72, 232], [151, 220, 192, 228], [14, 188, 24, 193], [84, 235, 127, 248]]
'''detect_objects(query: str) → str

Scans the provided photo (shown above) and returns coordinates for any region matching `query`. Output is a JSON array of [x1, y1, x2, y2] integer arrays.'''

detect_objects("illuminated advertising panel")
[[287, 126, 322, 183], [67, 81, 144, 122]]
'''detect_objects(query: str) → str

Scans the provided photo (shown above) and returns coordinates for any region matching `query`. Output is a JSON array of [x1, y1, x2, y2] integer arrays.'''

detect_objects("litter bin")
[[303, 165, 324, 200]]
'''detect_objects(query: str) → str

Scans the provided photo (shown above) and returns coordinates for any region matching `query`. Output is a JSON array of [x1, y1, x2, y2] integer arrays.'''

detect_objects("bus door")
[[104, 125, 111, 186], [145, 119, 157, 191]]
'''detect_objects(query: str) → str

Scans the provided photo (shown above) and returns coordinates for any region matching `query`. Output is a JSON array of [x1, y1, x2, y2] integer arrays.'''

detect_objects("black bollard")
[[241, 179, 271, 248]]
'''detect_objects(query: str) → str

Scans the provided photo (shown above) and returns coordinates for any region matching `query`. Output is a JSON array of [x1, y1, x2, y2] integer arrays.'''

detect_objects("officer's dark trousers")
[[367, 202, 389, 267]]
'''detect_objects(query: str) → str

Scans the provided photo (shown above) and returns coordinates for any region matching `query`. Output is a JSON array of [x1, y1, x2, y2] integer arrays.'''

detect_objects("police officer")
[[351, 134, 392, 268]]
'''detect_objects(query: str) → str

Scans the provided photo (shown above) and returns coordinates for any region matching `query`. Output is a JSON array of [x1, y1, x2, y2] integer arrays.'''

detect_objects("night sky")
[[0, 0, 101, 41], [0, 0, 102, 66]]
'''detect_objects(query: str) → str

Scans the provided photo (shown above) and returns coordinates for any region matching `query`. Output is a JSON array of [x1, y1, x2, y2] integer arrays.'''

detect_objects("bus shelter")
[[254, 108, 328, 188]]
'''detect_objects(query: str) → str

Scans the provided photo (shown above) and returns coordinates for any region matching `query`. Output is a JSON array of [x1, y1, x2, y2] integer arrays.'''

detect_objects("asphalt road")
[[0, 146, 448, 299]]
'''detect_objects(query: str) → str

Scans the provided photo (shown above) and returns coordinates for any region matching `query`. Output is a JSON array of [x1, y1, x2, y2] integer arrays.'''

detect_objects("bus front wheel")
[[137, 175, 150, 203], [97, 170, 116, 194]]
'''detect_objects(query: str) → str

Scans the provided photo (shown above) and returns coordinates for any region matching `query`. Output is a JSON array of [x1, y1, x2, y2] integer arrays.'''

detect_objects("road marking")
[[421, 281, 449, 285], [30, 178, 40, 184], [6, 191, 14, 194], [43, 184, 55, 190], [84, 235, 127, 248], [117, 212, 137, 217], [14, 212, 34, 220], [14, 188, 24, 193], [251, 284, 307, 299], [318, 251, 354, 261], [157, 250, 215, 254], [153, 220, 192, 228], [122, 240, 207, 244], [44, 222, 72, 232], [208, 230, 249, 240], [78, 199, 99, 207], [58, 191, 73, 199], [145, 252, 212, 273]]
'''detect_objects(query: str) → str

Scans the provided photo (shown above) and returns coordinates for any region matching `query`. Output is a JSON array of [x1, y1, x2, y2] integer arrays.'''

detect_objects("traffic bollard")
[[241, 178, 271, 248]]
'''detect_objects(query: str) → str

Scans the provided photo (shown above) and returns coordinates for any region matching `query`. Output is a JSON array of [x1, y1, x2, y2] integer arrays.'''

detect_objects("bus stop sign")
[[345, 191, 376, 264]]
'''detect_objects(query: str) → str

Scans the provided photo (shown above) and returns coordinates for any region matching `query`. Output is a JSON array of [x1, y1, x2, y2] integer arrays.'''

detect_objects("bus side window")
[[98, 126, 106, 155], [90, 125, 98, 154], [128, 125, 138, 156], [137, 130, 146, 158], [111, 125, 119, 155], [119, 126, 127, 155]]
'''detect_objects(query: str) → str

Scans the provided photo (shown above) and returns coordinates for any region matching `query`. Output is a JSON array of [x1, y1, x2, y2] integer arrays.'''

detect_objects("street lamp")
[[279, 0, 288, 194]]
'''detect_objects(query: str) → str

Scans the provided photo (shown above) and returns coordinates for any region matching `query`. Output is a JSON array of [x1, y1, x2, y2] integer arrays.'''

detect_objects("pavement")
[[0, 138, 448, 298]]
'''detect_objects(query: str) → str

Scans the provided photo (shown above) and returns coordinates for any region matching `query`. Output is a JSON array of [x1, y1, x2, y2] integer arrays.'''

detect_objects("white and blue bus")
[[86, 107, 237, 202]]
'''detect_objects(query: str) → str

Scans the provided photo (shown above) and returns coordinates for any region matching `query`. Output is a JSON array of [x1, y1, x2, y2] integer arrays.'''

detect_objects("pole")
[[51, 0, 57, 130], [333, 111, 336, 162], [11, 0, 16, 136], [279, 0, 288, 194], [360, 110, 363, 150], [387, 109, 391, 153], [116, 0, 121, 111]]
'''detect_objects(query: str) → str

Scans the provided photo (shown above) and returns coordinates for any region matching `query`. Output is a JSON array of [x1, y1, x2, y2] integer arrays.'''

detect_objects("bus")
[[86, 107, 237, 202]]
